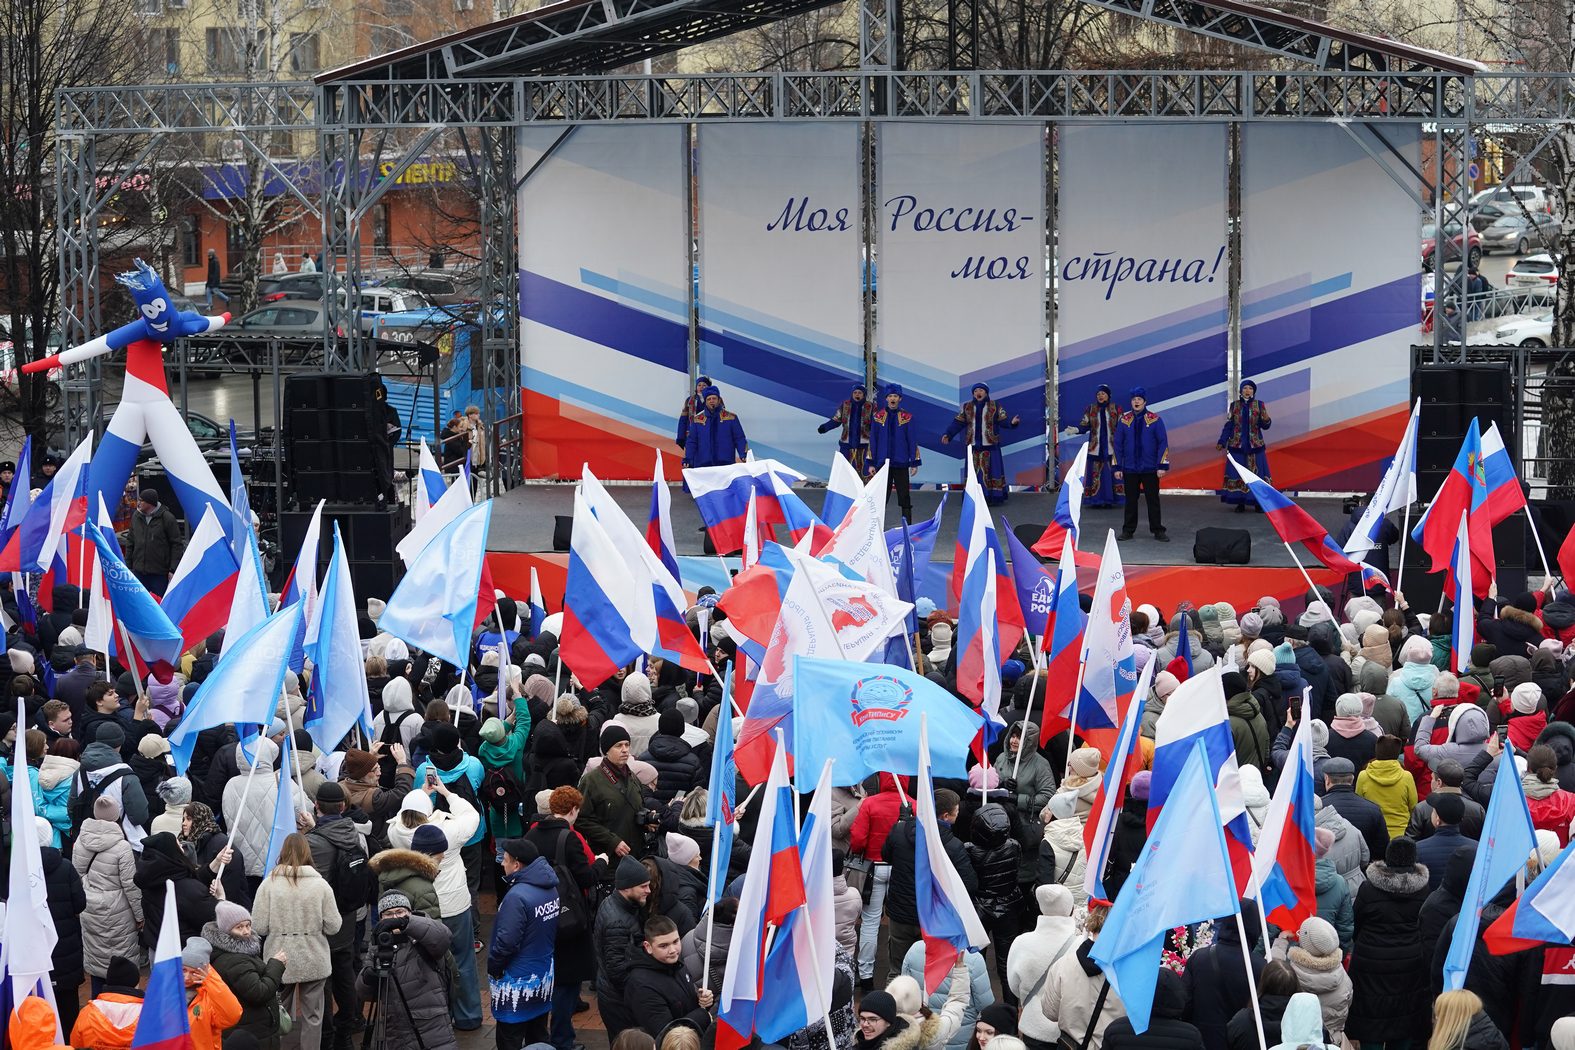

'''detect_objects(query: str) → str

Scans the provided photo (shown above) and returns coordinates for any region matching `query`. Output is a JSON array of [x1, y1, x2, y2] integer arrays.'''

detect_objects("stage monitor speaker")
[[1413, 364, 1516, 494], [1194, 527, 1251, 565], [1014, 523, 1049, 560], [553, 515, 573, 552], [282, 372, 387, 507]]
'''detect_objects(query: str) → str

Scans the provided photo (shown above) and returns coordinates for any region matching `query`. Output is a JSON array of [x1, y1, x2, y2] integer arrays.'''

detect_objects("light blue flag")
[[790, 654, 984, 791], [1443, 748, 1537, 990], [264, 732, 296, 873], [706, 673, 737, 905], [303, 524, 374, 752], [167, 602, 305, 774], [228, 421, 250, 559], [1091, 740, 1240, 1033], [380, 499, 493, 668]]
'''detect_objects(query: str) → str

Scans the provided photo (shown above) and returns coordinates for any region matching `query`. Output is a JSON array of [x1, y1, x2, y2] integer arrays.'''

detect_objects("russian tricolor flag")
[[415, 439, 446, 522], [1150, 665, 1255, 893], [161, 506, 240, 650], [646, 449, 682, 583], [1413, 419, 1495, 597], [914, 714, 989, 992], [528, 566, 547, 639], [821, 452, 863, 533], [684, 459, 805, 555], [2, 432, 91, 575], [1252, 715, 1319, 931], [1038, 530, 1086, 746], [130, 883, 195, 1050], [1485, 813, 1575, 954], [1227, 455, 1363, 576], [768, 469, 831, 549], [0, 436, 33, 554], [1083, 656, 1153, 901], [1033, 439, 1087, 558], [1074, 530, 1136, 757], [1451, 512, 1475, 673], [951, 455, 1025, 655], [561, 487, 649, 688]]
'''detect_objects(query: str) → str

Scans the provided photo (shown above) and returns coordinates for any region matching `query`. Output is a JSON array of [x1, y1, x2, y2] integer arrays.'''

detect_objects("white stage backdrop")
[[698, 123, 865, 477], [875, 123, 1047, 487]]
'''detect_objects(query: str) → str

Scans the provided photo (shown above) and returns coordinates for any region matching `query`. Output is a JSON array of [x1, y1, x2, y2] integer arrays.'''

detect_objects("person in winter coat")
[[369, 845, 440, 919], [1008, 885, 1080, 1048], [338, 745, 414, 837], [1272, 918, 1351, 1044], [1388, 637, 1440, 724], [1039, 792, 1089, 908], [179, 938, 242, 1050], [371, 677, 423, 757], [488, 839, 559, 1046], [1314, 796, 1368, 895], [888, 962, 978, 1050], [303, 784, 366, 1050], [1320, 758, 1388, 861], [76, 795, 144, 988], [71, 955, 145, 1050], [151, 775, 190, 838], [1419, 840, 1477, 995], [995, 719, 1058, 890], [1481, 593, 1546, 658], [1427, 990, 1508, 1050], [681, 896, 735, 992], [1104, 771, 1152, 899], [1039, 904, 1127, 1050], [1183, 897, 1264, 1050], [81, 718, 152, 830], [885, 788, 977, 982], [205, 903, 289, 1050], [963, 804, 1023, 1006], [524, 787, 604, 1046], [1355, 735, 1418, 840], [38, 742, 78, 847], [1409, 761, 1486, 842], [624, 914, 715, 1038], [1226, 961, 1299, 1050], [607, 673, 661, 757], [1347, 837, 1431, 1047], [831, 849, 863, 956], [852, 772, 910, 985], [640, 709, 705, 805], [1496, 682, 1549, 751], [479, 698, 532, 840], [525, 718, 581, 801], [1523, 742, 1575, 844], [1415, 704, 1491, 773], [222, 737, 283, 880], [251, 833, 342, 1050], [355, 893, 457, 1050], [387, 781, 483, 1029], [1140, 671, 1182, 740], [1414, 792, 1471, 892], [1103, 968, 1205, 1050], [1268, 993, 1340, 1050], [1324, 694, 1378, 774], [1309, 829, 1354, 951], [1222, 672, 1271, 778], [136, 832, 219, 944], [594, 857, 654, 1039], [577, 724, 656, 861], [1238, 765, 1272, 845], [36, 814, 86, 1035]]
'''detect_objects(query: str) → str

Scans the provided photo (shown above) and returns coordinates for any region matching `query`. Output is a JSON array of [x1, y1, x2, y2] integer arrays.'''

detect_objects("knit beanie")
[[95, 722, 125, 749], [93, 795, 121, 821], [1512, 682, 1542, 715], [341, 749, 378, 781], [1534, 829, 1562, 870], [1129, 770, 1151, 801], [1470, 643, 1498, 668], [378, 891, 412, 915], [158, 776, 192, 805], [621, 674, 653, 710], [601, 724, 632, 753], [1334, 693, 1363, 718], [1247, 649, 1276, 679], [859, 991, 900, 1026], [616, 855, 651, 889], [1153, 671, 1180, 700], [1297, 916, 1340, 957], [1311, 720, 1330, 750], [1274, 641, 1296, 668], [400, 790, 433, 817], [665, 833, 701, 867], [429, 723, 461, 754], [886, 976, 923, 1017], [1068, 747, 1102, 780], [106, 956, 141, 989], [411, 823, 447, 856], [479, 718, 507, 745], [181, 937, 212, 970], [978, 1004, 1019, 1038], [658, 709, 685, 737], [676, 696, 700, 725], [215, 901, 251, 934], [1239, 612, 1263, 640], [1313, 827, 1334, 858]]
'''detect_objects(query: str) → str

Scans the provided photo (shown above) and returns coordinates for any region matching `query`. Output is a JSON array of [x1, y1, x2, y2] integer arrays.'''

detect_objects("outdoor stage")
[[482, 482, 1364, 617]]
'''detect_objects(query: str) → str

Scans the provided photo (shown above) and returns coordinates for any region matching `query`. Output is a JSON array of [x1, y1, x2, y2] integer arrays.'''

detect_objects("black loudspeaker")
[[553, 515, 573, 553], [277, 504, 410, 600], [1014, 523, 1050, 560], [282, 373, 387, 507], [1413, 364, 1516, 495], [1193, 526, 1251, 565], [1397, 510, 1529, 613]]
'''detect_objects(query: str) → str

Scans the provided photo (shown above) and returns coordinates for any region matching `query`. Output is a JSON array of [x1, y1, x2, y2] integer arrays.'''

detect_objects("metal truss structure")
[[53, 0, 1575, 487]]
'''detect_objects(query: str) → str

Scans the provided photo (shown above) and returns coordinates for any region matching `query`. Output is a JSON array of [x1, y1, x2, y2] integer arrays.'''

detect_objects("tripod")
[[360, 951, 433, 1050]]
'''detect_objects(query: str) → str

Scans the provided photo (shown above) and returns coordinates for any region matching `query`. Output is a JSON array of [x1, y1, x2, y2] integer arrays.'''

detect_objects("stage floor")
[[486, 482, 1357, 569]]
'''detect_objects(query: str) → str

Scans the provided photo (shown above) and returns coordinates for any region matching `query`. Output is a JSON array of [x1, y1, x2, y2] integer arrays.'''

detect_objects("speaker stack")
[[282, 373, 389, 506], [278, 503, 410, 602]]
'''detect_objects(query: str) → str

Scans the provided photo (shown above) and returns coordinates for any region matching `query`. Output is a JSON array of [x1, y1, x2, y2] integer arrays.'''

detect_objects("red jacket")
[[1498, 700, 1549, 753], [849, 773, 910, 862], [1528, 786, 1575, 846]]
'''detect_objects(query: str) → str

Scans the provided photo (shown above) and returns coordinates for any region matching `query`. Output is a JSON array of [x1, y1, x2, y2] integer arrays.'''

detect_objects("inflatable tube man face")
[[120, 259, 217, 343]]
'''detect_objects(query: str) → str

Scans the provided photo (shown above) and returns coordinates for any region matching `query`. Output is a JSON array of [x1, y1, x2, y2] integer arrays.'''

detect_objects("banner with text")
[[1056, 124, 1229, 488], [698, 123, 865, 477], [1241, 124, 1419, 490], [875, 123, 1047, 488], [517, 125, 690, 480]]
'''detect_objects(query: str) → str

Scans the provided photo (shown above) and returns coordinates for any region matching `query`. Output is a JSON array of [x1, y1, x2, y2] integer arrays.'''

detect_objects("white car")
[[1471, 184, 1558, 215], [1507, 253, 1560, 287], [1470, 310, 1554, 347]]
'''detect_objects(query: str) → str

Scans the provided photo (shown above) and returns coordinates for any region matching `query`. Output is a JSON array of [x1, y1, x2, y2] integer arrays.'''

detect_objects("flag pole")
[[1012, 644, 1044, 782], [280, 688, 308, 798], [116, 620, 146, 701], [1243, 862, 1274, 962], [1233, 907, 1269, 1050], [1283, 544, 1341, 634], [1395, 500, 1413, 595], [700, 789, 727, 1000], [1524, 504, 1556, 589], [214, 743, 268, 884], [1062, 655, 1089, 783]]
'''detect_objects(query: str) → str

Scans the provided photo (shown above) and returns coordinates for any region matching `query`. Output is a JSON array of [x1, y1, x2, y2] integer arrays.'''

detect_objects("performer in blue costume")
[[817, 382, 873, 472], [941, 382, 1020, 504], [675, 374, 713, 462], [868, 385, 921, 523], [1217, 378, 1272, 511], [684, 386, 748, 467], [1077, 384, 1122, 507]]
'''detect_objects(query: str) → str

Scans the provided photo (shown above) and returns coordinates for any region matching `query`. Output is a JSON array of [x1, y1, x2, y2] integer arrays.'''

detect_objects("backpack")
[[551, 831, 592, 941], [481, 765, 526, 814], [315, 828, 373, 914], [71, 766, 130, 827], [380, 710, 416, 749]]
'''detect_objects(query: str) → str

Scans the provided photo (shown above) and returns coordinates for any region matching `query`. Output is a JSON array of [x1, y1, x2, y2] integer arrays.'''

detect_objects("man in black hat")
[[121, 487, 185, 596], [307, 780, 370, 1050], [593, 855, 653, 1040], [31, 455, 59, 490], [577, 724, 657, 860], [0, 459, 14, 503]]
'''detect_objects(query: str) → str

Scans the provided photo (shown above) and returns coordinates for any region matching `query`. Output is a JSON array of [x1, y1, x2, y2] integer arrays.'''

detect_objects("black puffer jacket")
[[1104, 968, 1205, 1050], [884, 814, 977, 926], [42, 843, 86, 980], [962, 803, 1022, 921], [1347, 861, 1431, 1042], [355, 914, 456, 1050], [1183, 897, 1264, 1050], [1420, 841, 1477, 996], [640, 733, 705, 804], [623, 950, 711, 1037]]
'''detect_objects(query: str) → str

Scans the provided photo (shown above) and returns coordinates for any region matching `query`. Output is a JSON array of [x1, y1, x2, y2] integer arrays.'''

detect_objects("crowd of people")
[[9, 565, 1575, 1050]]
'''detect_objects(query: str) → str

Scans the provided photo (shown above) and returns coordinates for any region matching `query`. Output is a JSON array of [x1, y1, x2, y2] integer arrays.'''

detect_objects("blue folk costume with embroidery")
[[1078, 384, 1123, 506], [683, 386, 747, 468], [944, 382, 1020, 504], [818, 383, 873, 471], [674, 374, 713, 451], [1114, 399, 1169, 473], [1218, 379, 1272, 505], [869, 390, 922, 470]]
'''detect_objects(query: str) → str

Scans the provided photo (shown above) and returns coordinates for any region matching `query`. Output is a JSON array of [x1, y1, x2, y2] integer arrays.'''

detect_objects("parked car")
[[1422, 220, 1482, 267], [190, 300, 342, 367], [349, 287, 433, 334], [1480, 211, 1559, 255], [1467, 202, 1512, 232], [1508, 253, 1561, 287], [1471, 184, 1557, 215], [214, 301, 339, 338], [1470, 310, 1554, 347], [217, 270, 345, 304], [48, 411, 255, 464], [372, 269, 478, 306]]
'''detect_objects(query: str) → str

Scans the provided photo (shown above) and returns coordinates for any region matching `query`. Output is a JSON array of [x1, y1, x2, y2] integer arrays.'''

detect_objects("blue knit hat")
[[1129, 386, 1147, 400]]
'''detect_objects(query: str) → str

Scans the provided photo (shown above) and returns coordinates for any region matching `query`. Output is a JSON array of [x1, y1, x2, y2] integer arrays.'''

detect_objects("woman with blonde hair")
[[251, 832, 341, 1050], [1426, 990, 1507, 1050]]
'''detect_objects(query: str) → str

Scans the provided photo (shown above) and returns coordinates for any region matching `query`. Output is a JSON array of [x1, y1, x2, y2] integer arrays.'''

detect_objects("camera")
[[370, 918, 408, 975]]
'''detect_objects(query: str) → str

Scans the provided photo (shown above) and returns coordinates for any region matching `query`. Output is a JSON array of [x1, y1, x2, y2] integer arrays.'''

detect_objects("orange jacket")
[[9, 995, 65, 1050], [70, 993, 143, 1050], [187, 967, 243, 1050]]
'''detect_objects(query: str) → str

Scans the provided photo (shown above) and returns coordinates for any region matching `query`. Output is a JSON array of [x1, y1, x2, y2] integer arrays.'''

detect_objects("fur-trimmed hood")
[[1365, 861, 1429, 896], [370, 848, 440, 881], [1536, 721, 1575, 768], [1503, 605, 1545, 632], [883, 1015, 943, 1050]]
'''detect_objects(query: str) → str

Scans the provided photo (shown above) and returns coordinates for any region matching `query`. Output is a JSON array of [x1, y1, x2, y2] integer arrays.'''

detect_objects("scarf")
[[1330, 715, 1369, 739], [1524, 773, 1562, 800], [181, 801, 222, 844], [620, 697, 657, 719]]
